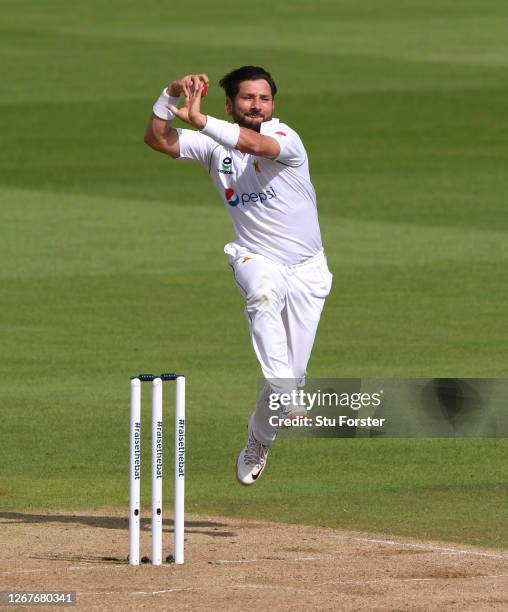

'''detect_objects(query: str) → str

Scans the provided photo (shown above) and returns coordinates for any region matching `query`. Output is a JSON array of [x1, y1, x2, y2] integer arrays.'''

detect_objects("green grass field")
[[1, 0, 507, 548]]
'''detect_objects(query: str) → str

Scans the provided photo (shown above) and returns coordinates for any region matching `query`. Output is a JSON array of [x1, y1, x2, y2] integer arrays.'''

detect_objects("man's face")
[[226, 79, 275, 132]]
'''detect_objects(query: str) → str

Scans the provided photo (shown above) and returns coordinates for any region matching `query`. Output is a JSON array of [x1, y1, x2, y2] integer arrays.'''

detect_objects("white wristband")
[[153, 88, 180, 120], [201, 115, 240, 148]]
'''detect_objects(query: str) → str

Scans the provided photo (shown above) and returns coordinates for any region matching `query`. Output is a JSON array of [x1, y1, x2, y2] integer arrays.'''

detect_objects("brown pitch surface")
[[1, 510, 507, 611]]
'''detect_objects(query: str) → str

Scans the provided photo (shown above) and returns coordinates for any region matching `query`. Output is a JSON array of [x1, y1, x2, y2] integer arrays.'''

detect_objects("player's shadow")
[[0, 511, 233, 537]]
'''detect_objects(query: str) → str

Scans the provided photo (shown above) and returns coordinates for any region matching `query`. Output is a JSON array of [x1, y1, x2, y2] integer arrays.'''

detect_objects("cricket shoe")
[[236, 417, 270, 486]]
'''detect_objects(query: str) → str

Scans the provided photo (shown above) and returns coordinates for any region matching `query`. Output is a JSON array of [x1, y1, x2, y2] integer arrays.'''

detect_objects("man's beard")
[[232, 108, 272, 132]]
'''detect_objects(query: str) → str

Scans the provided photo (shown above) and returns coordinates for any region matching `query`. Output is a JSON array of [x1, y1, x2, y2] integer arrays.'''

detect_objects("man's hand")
[[168, 78, 207, 130], [168, 73, 209, 98]]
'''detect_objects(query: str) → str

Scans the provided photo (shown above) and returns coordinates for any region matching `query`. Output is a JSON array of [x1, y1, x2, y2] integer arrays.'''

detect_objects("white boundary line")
[[215, 555, 332, 564], [347, 536, 508, 560]]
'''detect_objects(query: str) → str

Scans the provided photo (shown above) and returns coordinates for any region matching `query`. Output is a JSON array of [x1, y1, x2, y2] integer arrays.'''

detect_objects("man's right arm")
[[143, 74, 209, 159], [144, 112, 180, 158]]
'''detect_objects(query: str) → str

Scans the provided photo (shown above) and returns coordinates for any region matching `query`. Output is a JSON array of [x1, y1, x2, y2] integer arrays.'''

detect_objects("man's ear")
[[225, 97, 233, 117]]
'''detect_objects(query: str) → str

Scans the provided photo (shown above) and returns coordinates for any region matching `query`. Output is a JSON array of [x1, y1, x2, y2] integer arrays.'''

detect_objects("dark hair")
[[219, 66, 277, 100]]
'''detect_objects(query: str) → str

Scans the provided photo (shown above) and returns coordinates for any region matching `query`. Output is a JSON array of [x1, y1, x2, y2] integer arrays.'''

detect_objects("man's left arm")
[[248, 127, 306, 167], [235, 130, 280, 159]]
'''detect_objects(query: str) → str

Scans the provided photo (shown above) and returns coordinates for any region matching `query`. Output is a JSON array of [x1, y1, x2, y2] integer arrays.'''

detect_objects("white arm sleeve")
[[176, 128, 217, 168], [264, 124, 306, 167]]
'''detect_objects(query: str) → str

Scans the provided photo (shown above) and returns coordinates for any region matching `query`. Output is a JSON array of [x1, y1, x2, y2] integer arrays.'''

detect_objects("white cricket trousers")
[[225, 243, 333, 445]]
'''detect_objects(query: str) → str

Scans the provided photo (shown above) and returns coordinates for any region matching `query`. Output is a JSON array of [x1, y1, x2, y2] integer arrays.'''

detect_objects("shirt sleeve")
[[263, 123, 306, 167], [176, 128, 217, 168]]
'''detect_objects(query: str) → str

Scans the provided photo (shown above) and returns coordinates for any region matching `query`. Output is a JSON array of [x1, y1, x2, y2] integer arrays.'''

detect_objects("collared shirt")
[[176, 118, 323, 265]]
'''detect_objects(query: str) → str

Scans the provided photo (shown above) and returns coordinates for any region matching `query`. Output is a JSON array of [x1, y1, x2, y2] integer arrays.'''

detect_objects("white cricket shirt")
[[176, 118, 323, 265]]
